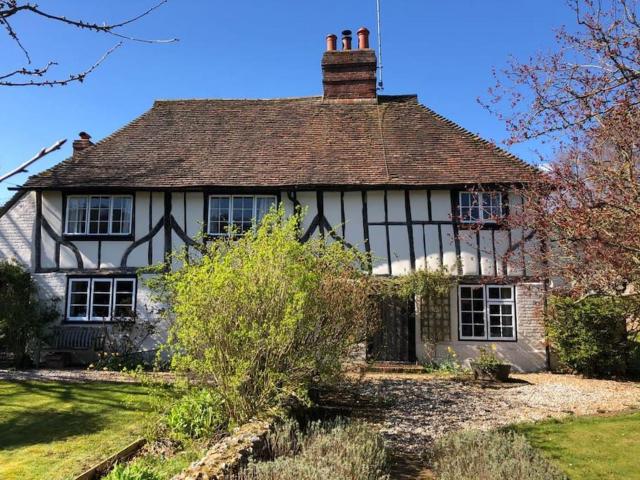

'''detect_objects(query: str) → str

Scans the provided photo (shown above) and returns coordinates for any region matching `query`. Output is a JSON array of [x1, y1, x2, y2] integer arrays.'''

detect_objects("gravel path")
[[353, 372, 640, 458]]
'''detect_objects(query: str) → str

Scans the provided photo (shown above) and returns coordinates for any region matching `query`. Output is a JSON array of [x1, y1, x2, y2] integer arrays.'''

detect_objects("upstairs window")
[[207, 195, 276, 236], [459, 192, 503, 223], [459, 285, 516, 341], [65, 195, 133, 235], [66, 277, 136, 321]]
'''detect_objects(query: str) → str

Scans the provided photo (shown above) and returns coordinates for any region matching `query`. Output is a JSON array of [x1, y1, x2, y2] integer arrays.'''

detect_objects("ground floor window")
[[458, 284, 516, 341], [66, 277, 136, 321]]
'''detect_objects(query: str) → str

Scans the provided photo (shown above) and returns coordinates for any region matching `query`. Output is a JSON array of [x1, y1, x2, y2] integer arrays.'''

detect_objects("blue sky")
[[0, 1, 573, 203]]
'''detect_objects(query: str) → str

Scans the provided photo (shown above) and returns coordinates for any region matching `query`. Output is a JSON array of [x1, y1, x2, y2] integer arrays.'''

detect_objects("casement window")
[[207, 195, 276, 236], [459, 192, 503, 223], [65, 195, 133, 235], [459, 285, 516, 341], [66, 277, 136, 321]]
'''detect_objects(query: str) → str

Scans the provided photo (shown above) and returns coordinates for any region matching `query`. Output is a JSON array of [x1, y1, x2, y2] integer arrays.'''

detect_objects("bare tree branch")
[[0, 1, 177, 87], [0, 139, 67, 184], [0, 42, 123, 87]]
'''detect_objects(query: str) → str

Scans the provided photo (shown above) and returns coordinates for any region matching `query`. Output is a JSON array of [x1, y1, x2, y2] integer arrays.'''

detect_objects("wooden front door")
[[368, 295, 416, 362]]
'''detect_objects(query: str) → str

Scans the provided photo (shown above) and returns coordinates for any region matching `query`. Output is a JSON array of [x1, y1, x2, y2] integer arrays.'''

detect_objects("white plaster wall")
[[430, 190, 451, 221], [366, 191, 385, 223], [296, 191, 318, 236], [369, 225, 389, 275], [409, 190, 429, 221], [41, 191, 62, 269], [323, 191, 342, 235], [0, 192, 35, 269], [342, 191, 364, 252]]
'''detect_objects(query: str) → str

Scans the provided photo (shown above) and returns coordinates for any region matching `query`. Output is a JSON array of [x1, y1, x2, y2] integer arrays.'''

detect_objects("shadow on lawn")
[[0, 408, 104, 449]]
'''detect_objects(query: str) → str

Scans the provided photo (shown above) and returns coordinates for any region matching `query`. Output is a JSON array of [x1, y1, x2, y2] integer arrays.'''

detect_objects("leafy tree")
[[0, 260, 57, 367], [149, 208, 373, 423], [546, 295, 639, 376]]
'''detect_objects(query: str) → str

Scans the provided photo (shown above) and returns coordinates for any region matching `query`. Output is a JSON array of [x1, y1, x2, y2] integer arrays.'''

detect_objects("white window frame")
[[207, 195, 277, 236], [65, 195, 133, 236], [90, 278, 113, 321], [67, 278, 91, 321], [458, 191, 503, 224], [458, 284, 516, 341], [65, 277, 137, 322]]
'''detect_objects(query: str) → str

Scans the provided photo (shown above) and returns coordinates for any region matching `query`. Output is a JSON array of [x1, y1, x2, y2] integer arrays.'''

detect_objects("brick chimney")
[[322, 27, 377, 101], [73, 131, 94, 154]]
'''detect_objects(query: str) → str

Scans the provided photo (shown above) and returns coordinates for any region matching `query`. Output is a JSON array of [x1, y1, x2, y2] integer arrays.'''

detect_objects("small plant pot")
[[470, 362, 511, 382]]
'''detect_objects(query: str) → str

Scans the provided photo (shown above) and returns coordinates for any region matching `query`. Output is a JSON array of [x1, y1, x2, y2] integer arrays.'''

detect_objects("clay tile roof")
[[24, 95, 538, 190]]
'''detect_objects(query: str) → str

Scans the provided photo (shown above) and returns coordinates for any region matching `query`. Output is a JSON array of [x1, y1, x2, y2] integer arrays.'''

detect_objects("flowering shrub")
[[148, 208, 373, 424]]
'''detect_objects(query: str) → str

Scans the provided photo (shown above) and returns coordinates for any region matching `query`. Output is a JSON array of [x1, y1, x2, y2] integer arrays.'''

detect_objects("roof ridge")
[[414, 102, 540, 176]]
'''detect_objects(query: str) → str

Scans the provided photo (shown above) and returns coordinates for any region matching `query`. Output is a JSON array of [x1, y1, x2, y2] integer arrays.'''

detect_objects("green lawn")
[[515, 411, 640, 480], [0, 380, 155, 480]]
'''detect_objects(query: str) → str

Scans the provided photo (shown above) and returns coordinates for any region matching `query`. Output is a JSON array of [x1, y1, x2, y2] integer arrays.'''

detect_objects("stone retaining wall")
[[173, 420, 272, 480]]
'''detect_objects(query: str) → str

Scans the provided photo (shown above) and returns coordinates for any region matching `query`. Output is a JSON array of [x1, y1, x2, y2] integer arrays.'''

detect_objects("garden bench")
[[36, 326, 106, 367]]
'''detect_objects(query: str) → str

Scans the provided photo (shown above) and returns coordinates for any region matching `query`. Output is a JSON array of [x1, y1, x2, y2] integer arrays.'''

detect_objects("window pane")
[[70, 305, 87, 318], [501, 287, 512, 299], [461, 312, 472, 323], [66, 197, 88, 234], [91, 280, 112, 319], [490, 327, 502, 337], [461, 300, 472, 311], [489, 304, 500, 315], [209, 197, 230, 235], [461, 325, 472, 337], [460, 287, 471, 298], [474, 325, 485, 337], [89, 196, 110, 234], [503, 304, 512, 315], [68, 280, 89, 319], [114, 280, 135, 319], [255, 197, 276, 225], [503, 327, 514, 338], [473, 300, 484, 310], [111, 197, 132, 235], [488, 288, 500, 299], [232, 196, 253, 234], [482, 192, 502, 221], [472, 288, 484, 300]]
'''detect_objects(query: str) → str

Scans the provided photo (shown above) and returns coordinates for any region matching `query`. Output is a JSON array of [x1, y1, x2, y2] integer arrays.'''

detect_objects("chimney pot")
[[322, 27, 377, 101], [341, 29, 352, 50], [73, 131, 94, 154], [326, 34, 337, 51], [357, 27, 370, 49]]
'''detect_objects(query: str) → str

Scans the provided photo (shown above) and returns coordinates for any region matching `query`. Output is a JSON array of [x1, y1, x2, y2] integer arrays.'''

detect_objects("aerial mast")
[[376, 0, 384, 91]]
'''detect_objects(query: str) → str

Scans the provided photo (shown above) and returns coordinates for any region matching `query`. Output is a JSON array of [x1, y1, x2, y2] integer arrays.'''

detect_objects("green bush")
[[239, 419, 389, 480], [0, 260, 58, 367], [149, 208, 373, 424], [547, 295, 638, 377], [432, 430, 567, 480], [165, 388, 227, 440], [104, 463, 160, 480]]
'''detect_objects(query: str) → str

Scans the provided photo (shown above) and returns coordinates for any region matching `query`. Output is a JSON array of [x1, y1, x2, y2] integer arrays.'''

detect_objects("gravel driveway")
[[352, 372, 640, 458]]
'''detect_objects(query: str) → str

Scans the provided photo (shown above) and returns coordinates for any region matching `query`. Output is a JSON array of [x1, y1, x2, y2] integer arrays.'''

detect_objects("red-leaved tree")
[[486, 0, 640, 296]]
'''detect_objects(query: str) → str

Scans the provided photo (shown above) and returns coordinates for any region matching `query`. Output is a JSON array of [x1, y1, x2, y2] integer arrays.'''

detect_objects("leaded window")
[[459, 192, 503, 223], [65, 195, 133, 235], [207, 195, 276, 236], [66, 277, 136, 321], [459, 285, 516, 340]]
